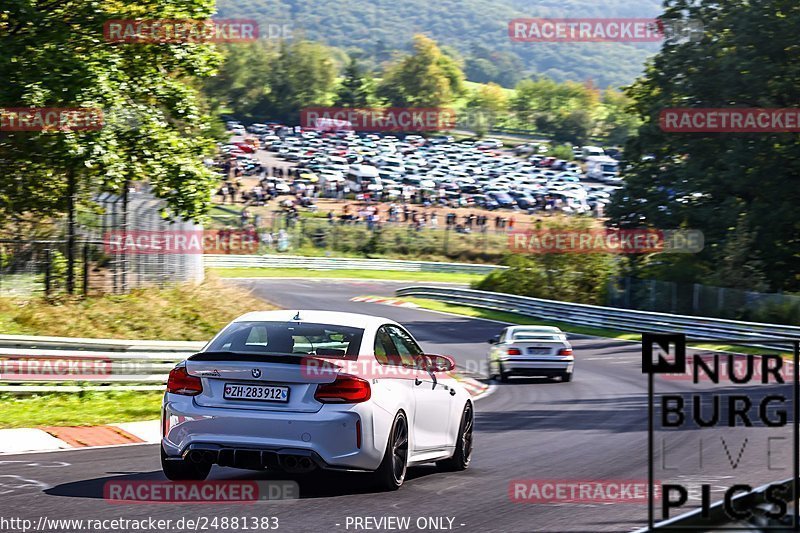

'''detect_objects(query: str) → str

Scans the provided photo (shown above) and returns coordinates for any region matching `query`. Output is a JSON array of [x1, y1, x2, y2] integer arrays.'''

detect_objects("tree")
[[597, 89, 639, 146], [610, 0, 800, 291], [376, 35, 465, 107], [463, 83, 508, 134], [252, 40, 336, 123], [0, 0, 222, 291], [204, 41, 279, 119], [334, 58, 374, 107]]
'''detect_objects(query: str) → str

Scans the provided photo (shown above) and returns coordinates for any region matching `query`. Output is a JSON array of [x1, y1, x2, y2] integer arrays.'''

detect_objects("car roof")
[[507, 325, 562, 334], [232, 310, 396, 330]]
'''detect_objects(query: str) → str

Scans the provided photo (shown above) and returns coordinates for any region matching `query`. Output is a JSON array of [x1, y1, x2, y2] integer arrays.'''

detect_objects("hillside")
[[217, 0, 663, 88]]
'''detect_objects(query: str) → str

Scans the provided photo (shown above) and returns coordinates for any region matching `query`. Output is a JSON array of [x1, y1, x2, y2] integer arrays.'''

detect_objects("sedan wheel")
[[373, 412, 408, 491], [437, 403, 474, 471], [498, 363, 510, 383]]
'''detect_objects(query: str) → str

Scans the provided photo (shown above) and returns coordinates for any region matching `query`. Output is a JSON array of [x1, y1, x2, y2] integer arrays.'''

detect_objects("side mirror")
[[416, 354, 456, 373], [488, 335, 500, 344]]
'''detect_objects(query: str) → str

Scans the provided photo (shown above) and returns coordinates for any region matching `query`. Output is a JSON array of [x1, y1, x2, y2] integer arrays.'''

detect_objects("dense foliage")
[[609, 0, 800, 292], [216, 0, 662, 88]]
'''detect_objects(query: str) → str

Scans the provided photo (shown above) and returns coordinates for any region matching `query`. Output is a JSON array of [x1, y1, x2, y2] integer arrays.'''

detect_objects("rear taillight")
[[314, 375, 371, 403], [558, 348, 573, 356], [167, 367, 203, 396], [507, 348, 522, 355]]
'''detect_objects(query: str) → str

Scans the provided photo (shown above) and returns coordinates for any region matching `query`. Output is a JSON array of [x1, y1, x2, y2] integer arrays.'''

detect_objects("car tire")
[[561, 371, 573, 382], [437, 403, 474, 472], [498, 363, 510, 383], [161, 446, 212, 481], [373, 411, 408, 491], [488, 360, 499, 381]]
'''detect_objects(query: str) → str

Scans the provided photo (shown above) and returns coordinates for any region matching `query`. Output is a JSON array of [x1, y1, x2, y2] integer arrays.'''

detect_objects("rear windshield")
[[205, 321, 364, 359]]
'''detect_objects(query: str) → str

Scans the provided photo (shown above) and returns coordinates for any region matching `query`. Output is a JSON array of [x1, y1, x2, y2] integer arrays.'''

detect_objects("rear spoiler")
[[187, 351, 353, 365]]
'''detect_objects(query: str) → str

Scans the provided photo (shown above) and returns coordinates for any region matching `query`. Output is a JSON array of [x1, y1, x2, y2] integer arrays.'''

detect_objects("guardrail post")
[[82, 243, 89, 297], [44, 248, 52, 296]]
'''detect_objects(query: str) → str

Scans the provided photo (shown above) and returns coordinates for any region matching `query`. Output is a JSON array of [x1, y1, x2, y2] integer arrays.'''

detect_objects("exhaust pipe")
[[278, 454, 317, 473], [188, 450, 205, 464]]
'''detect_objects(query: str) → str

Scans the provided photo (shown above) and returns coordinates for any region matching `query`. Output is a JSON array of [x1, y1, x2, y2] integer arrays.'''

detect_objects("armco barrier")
[[395, 286, 800, 346], [0, 336, 202, 392], [203, 254, 505, 275]]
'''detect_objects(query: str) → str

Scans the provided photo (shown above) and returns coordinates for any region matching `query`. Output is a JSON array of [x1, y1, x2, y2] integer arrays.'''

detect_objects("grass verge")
[[210, 267, 483, 285], [0, 391, 162, 428], [0, 277, 274, 340], [400, 296, 790, 357]]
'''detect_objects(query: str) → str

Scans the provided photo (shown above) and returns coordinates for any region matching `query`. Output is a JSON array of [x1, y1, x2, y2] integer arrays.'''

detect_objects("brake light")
[[507, 348, 522, 355], [167, 367, 203, 396], [558, 348, 573, 356], [315, 375, 371, 403]]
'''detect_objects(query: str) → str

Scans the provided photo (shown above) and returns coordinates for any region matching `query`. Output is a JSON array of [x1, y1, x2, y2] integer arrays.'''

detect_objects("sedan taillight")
[[167, 367, 203, 396], [558, 348, 573, 356], [315, 375, 371, 403], [507, 348, 522, 355]]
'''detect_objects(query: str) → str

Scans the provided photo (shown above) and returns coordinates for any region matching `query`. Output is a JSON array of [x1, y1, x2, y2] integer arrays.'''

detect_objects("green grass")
[[0, 277, 274, 340], [0, 391, 162, 428], [401, 297, 791, 357], [210, 267, 484, 284]]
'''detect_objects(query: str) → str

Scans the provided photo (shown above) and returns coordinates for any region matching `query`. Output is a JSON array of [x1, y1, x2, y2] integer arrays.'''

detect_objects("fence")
[[0, 188, 204, 296], [608, 276, 800, 325], [91, 188, 204, 291], [204, 254, 505, 275], [394, 286, 800, 348], [0, 239, 114, 296], [252, 211, 519, 262]]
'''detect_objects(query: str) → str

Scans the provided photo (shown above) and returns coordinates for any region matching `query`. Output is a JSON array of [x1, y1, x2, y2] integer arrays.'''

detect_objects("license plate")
[[224, 383, 289, 402], [527, 347, 551, 355]]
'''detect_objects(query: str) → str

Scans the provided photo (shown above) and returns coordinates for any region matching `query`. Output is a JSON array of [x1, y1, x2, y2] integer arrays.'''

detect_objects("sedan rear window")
[[205, 321, 364, 358], [512, 333, 564, 342]]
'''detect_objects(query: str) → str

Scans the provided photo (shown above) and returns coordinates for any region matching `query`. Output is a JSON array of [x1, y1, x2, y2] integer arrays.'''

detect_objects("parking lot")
[[214, 122, 622, 224]]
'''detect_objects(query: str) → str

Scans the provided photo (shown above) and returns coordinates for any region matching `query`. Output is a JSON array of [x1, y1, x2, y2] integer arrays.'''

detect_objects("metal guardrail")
[[0, 334, 204, 352], [203, 254, 505, 275], [0, 336, 202, 392], [394, 286, 800, 347]]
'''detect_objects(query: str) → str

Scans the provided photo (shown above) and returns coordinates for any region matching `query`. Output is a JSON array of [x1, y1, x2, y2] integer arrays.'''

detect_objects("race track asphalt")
[[0, 278, 791, 532]]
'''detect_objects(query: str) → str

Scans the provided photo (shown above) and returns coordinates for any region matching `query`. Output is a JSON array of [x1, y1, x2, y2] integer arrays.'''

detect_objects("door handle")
[[415, 378, 422, 385], [449, 388, 456, 396]]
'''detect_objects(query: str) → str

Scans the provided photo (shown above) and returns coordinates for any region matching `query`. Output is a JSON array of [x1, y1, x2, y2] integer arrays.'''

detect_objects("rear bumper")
[[162, 394, 384, 471], [500, 357, 574, 376]]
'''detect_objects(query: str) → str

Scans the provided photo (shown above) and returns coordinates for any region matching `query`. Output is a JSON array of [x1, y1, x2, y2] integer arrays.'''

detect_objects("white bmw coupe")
[[161, 310, 474, 490]]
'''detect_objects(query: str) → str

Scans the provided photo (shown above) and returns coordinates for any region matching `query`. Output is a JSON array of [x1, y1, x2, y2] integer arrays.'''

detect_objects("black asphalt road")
[[0, 278, 792, 533]]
